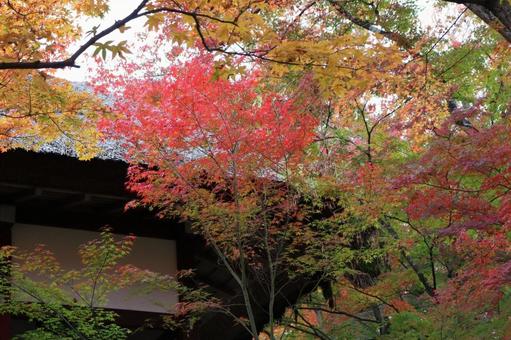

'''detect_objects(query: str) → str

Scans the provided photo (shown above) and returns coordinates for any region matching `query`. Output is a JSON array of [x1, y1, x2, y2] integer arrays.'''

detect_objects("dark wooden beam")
[[0, 150, 129, 196], [14, 188, 42, 203], [58, 193, 91, 210]]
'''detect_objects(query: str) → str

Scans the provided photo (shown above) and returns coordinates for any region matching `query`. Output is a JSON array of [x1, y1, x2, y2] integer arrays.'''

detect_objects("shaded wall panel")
[[11, 224, 178, 313]]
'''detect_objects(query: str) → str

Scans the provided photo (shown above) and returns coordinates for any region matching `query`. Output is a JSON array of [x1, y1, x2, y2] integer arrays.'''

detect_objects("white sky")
[[56, 0, 448, 82], [56, 0, 148, 82]]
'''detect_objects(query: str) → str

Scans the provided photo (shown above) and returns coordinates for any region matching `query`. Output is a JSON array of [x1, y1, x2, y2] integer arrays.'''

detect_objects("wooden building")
[[0, 150, 314, 340]]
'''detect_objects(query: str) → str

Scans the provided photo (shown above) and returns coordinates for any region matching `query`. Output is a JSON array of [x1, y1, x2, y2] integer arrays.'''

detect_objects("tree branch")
[[297, 306, 379, 323], [0, 0, 150, 70], [327, 0, 412, 48]]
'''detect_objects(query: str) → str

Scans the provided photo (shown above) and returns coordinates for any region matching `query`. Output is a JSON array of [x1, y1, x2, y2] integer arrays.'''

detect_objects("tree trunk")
[[445, 0, 511, 43]]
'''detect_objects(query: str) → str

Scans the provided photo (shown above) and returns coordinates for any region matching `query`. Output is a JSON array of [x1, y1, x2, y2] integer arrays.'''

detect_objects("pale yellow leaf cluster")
[[0, 0, 109, 158], [0, 70, 104, 159]]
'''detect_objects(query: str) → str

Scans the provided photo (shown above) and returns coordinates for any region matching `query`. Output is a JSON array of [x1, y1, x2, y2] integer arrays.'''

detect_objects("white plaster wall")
[[11, 223, 178, 313]]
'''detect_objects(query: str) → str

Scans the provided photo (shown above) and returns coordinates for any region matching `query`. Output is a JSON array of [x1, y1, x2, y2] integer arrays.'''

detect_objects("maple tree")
[[97, 53, 322, 338], [0, 229, 207, 339]]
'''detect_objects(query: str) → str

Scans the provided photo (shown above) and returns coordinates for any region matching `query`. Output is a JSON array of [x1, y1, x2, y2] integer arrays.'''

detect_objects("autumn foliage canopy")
[[2, 0, 511, 338]]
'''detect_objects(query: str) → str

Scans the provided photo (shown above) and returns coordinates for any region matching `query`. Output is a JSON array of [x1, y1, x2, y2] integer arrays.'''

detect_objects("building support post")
[[0, 204, 15, 340]]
